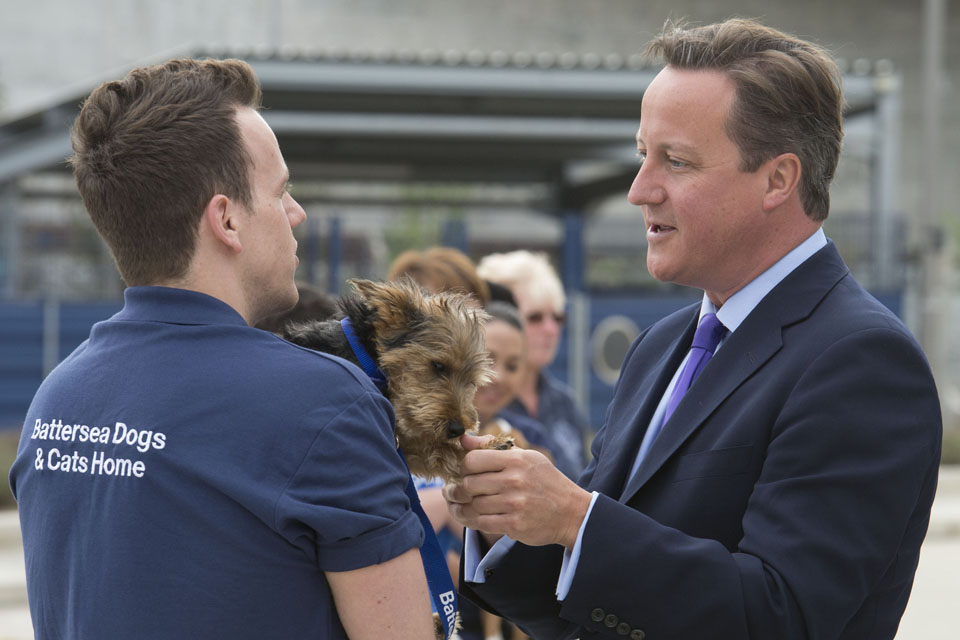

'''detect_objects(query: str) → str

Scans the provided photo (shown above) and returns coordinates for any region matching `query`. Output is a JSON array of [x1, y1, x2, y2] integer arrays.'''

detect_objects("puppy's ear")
[[349, 279, 427, 348], [347, 278, 389, 302]]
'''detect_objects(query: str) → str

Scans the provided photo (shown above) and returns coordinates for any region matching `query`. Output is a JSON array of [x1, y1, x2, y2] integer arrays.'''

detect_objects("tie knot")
[[691, 313, 726, 353]]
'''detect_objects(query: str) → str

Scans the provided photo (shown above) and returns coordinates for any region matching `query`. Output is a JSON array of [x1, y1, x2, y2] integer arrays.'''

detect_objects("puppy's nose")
[[446, 421, 465, 439]]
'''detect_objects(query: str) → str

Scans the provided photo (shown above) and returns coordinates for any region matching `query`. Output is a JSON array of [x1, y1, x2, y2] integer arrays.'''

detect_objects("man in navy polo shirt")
[[9, 58, 435, 639]]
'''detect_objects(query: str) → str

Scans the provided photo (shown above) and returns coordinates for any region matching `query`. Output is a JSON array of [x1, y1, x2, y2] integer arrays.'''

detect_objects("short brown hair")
[[646, 18, 844, 221], [70, 58, 262, 285]]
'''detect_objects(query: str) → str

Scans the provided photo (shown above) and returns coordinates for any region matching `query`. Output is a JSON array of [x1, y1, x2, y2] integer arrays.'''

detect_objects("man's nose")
[[287, 195, 307, 228], [627, 165, 666, 207]]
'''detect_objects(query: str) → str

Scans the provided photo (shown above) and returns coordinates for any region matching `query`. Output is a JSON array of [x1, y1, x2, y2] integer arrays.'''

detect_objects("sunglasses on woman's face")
[[525, 311, 566, 326]]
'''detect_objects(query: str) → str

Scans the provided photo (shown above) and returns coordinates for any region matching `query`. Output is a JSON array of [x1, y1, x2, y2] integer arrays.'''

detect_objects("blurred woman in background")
[[477, 250, 592, 479], [387, 246, 490, 307], [474, 302, 556, 461]]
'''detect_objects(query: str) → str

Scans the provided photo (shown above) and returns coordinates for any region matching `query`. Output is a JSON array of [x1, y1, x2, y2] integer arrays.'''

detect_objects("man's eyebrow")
[[636, 137, 699, 157], [277, 170, 290, 192], [664, 142, 698, 156]]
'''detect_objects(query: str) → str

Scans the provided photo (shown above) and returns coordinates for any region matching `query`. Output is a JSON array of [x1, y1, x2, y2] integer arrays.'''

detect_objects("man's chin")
[[645, 258, 676, 285]]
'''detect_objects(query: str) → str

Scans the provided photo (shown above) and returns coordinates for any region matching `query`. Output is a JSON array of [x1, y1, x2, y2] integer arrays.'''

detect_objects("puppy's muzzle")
[[446, 421, 465, 439]]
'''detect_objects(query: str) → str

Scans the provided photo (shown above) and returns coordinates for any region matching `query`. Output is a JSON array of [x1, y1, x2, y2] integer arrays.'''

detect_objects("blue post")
[[328, 215, 342, 295], [304, 215, 320, 286], [562, 211, 588, 411], [563, 211, 584, 292], [441, 217, 469, 254]]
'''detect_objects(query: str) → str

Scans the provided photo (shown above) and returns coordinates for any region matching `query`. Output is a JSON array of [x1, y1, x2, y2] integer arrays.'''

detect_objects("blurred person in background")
[[388, 246, 491, 307], [477, 250, 592, 479], [475, 301, 557, 465]]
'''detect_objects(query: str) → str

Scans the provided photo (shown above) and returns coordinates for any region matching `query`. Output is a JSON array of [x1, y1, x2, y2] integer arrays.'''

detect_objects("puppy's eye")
[[432, 361, 448, 377]]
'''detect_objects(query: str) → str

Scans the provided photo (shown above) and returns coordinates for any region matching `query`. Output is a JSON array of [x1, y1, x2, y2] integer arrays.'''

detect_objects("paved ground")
[[1, 468, 958, 639], [894, 466, 960, 639]]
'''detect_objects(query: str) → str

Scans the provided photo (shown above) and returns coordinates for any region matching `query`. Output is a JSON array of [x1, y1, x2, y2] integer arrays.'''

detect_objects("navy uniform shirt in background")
[[9, 286, 423, 640]]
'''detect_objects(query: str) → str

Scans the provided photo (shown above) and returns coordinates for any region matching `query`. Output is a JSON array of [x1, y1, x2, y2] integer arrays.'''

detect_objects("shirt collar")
[[700, 227, 827, 332], [113, 286, 249, 327]]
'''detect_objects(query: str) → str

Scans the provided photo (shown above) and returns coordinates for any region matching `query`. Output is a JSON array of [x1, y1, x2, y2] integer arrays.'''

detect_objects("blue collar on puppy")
[[340, 316, 388, 393]]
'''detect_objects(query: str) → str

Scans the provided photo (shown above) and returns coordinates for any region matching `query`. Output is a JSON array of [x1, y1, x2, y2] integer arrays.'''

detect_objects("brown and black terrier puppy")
[[281, 278, 514, 482]]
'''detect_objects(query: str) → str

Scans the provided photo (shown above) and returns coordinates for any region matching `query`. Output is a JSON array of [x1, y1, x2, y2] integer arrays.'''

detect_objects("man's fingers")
[[461, 446, 530, 475], [461, 467, 520, 498], [459, 432, 494, 452], [442, 482, 469, 504]]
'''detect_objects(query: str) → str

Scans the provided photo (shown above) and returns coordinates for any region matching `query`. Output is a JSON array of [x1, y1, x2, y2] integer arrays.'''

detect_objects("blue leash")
[[340, 317, 388, 393], [340, 316, 459, 639], [399, 452, 459, 638]]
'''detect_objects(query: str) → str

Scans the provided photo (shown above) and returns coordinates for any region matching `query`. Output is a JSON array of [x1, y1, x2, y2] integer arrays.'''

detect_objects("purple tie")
[[662, 313, 727, 423]]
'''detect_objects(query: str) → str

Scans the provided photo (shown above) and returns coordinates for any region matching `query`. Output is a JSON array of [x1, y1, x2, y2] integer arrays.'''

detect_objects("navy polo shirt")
[[9, 286, 423, 639]]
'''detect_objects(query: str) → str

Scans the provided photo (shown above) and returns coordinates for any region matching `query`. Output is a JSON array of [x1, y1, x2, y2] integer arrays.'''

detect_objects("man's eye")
[[668, 157, 688, 169], [636, 151, 647, 165]]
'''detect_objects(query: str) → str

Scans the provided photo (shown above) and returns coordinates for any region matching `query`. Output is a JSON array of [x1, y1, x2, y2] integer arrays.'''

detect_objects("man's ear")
[[203, 194, 243, 253], [762, 152, 802, 212]]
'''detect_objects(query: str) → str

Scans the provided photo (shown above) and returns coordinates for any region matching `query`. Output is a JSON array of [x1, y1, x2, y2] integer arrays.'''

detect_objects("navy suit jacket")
[[462, 243, 942, 640]]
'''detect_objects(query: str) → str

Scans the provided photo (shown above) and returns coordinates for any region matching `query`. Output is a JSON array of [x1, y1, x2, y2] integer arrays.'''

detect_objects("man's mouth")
[[649, 223, 676, 234]]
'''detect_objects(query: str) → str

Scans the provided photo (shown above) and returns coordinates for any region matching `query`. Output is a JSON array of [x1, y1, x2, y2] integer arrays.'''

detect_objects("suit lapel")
[[618, 315, 782, 500], [618, 241, 850, 502], [587, 312, 699, 497]]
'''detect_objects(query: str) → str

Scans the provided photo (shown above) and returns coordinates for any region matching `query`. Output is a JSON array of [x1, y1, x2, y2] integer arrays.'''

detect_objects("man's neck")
[[155, 269, 252, 326]]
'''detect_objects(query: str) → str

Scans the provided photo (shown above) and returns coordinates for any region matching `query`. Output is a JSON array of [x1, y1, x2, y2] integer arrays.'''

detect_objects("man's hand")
[[444, 433, 592, 549]]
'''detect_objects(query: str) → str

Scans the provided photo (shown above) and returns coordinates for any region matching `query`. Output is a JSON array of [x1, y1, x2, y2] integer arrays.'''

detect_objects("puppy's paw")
[[432, 611, 461, 640], [433, 612, 444, 640], [484, 433, 516, 451]]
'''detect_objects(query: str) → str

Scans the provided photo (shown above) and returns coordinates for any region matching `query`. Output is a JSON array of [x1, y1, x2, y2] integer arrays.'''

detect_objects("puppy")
[[281, 278, 514, 482]]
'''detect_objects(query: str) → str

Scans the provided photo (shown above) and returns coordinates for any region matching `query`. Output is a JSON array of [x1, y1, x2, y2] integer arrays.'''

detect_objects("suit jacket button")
[[604, 613, 619, 628], [591, 608, 605, 622], [484, 568, 494, 579], [616, 622, 631, 635], [630, 630, 646, 640]]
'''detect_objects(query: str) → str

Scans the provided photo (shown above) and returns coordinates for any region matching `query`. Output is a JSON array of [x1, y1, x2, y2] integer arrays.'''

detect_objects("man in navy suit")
[[445, 18, 942, 640]]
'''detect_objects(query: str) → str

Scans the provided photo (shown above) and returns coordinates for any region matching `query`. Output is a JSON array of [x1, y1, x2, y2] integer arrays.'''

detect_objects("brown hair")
[[646, 18, 844, 221], [387, 247, 490, 306], [70, 57, 263, 285]]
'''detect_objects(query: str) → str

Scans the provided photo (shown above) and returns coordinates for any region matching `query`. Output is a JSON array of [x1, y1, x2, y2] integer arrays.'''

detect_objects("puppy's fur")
[[281, 278, 514, 482]]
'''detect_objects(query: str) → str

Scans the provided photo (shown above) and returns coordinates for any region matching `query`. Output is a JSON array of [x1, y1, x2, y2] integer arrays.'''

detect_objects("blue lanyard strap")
[[340, 316, 458, 638], [340, 317, 388, 392], [399, 452, 459, 640]]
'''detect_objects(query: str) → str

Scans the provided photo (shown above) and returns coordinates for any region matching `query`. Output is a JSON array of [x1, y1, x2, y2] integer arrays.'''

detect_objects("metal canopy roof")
[[0, 48, 895, 210]]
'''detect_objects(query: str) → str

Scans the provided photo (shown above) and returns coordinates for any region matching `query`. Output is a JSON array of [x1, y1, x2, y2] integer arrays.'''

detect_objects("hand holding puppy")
[[444, 433, 592, 549]]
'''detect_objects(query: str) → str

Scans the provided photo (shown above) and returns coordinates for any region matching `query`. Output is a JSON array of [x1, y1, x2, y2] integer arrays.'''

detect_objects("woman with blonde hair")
[[477, 250, 591, 478]]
